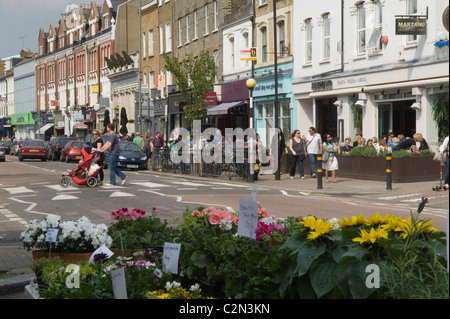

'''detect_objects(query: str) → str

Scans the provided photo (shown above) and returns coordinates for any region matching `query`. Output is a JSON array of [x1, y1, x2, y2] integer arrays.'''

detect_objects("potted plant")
[[20, 215, 113, 262]]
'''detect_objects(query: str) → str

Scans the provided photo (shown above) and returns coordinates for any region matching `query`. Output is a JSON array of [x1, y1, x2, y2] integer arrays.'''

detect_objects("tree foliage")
[[164, 51, 216, 124]]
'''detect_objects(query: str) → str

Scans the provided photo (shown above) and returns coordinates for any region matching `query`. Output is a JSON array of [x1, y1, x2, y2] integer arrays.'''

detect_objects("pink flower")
[[191, 210, 204, 217], [209, 211, 222, 225]]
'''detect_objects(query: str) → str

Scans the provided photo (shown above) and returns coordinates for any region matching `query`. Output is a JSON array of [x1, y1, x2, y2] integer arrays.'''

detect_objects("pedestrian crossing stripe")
[[52, 194, 79, 200], [109, 191, 136, 198]]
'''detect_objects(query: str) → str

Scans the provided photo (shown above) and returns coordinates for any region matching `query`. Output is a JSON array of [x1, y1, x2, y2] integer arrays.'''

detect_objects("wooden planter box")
[[335, 156, 447, 183]]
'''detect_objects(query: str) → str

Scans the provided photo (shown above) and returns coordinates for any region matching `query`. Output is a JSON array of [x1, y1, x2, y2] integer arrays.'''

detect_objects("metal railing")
[[149, 147, 252, 180]]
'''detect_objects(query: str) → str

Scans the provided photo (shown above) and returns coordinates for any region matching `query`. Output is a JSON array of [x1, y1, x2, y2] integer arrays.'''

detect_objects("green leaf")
[[310, 260, 336, 298], [332, 244, 367, 263], [190, 251, 208, 268], [296, 241, 326, 277]]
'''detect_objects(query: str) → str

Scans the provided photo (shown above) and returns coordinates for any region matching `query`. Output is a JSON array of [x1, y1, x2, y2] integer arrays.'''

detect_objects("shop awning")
[[37, 123, 54, 134], [207, 101, 245, 116]]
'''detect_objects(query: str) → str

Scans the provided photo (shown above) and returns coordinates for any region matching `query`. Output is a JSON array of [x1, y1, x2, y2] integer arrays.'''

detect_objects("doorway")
[[317, 98, 337, 138], [378, 99, 416, 138]]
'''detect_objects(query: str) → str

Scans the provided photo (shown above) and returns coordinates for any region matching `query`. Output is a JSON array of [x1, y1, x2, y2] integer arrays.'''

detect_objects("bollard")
[[317, 155, 323, 189], [386, 153, 392, 190]]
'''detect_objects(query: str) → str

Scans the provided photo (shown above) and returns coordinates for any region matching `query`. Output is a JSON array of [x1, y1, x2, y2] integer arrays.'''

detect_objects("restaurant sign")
[[395, 18, 427, 35]]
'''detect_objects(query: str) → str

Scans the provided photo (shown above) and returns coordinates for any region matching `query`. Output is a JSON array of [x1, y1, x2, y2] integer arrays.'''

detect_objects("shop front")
[[11, 112, 36, 140], [252, 63, 294, 149]]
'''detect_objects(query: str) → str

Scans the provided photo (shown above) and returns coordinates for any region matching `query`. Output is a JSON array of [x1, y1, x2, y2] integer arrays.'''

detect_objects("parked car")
[[60, 140, 88, 162], [103, 141, 148, 170], [0, 146, 5, 162], [47, 137, 75, 161], [0, 141, 12, 155], [11, 140, 25, 156], [18, 140, 47, 161]]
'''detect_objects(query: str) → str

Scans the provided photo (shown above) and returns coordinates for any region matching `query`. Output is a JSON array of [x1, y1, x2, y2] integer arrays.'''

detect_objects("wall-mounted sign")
[[395, 18, 427, 35], [240, 48, 257, 61], [311, 80, 333, 92]]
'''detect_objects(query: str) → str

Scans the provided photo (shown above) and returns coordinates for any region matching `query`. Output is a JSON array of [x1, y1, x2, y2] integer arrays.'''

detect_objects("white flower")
[[219, 218, 232, 231], [328, 218, 340, 229], [165, 281, 181, 290], [190, 283, 201, 292]]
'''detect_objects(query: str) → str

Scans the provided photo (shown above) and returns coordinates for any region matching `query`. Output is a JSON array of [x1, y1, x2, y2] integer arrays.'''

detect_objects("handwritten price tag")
[[162, 243, 181, 274], [237, 198, 259, 239], [111, 267, 127, 299]]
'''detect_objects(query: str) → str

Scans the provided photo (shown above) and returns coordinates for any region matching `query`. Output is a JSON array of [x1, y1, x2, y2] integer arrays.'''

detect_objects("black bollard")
[[317, 155, 323, 189], [386, 153, 392, 190]]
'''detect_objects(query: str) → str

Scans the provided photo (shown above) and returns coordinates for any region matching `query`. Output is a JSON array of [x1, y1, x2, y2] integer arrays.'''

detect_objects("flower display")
[[21, 215, 112, 253], [145, 281, 206, 299], [110, 207, 147, 220], [299, 216, 335, 240], [352, 227, 389, 244], [191, 206, 239, 231]]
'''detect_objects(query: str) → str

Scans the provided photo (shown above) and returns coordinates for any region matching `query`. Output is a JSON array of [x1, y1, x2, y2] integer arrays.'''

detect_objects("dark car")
[[0, 141, 12, 155], [103, 141, 148, 170], [48, 137, 75, 161], [60, 140, 88, 162], [18, 140, 47, 161]]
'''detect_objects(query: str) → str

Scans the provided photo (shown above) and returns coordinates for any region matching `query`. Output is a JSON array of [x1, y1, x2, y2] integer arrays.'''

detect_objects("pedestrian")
[[288, 129, 306, 179], [439, 135, 449, 188], [92, 129, 104, 185], [303, 126, 322, 178], [277, 127, 286, 168], [143, 132, 153, 160], [133, 132, 144, 150], [98, 123, 127, 186], [342, 137, 353, 153], [323, 134, 339, 183]]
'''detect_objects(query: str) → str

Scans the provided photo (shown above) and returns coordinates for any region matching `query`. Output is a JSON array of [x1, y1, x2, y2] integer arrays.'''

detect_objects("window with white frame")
[[159, 25, 164, 54], [185, 14, 190, 44], [229, 36, 235, 69], [322, 14, 330, 60], [205, 4, 209, 35], [278, 20, 286, 58], [149, 29, 154, 57], [150, 71, 156, 89], [357, 3, 366, 55], [366, 0, 382, 51], [261, 26, 267, 62], [407, 0, 417, 43], [305, 19, 312, 63], [194, 10, 198, 39], [178, 18, 183, 46], [213, 0, 218, 31], [165, 22, 172, 52], [142, 32, 146, 58]]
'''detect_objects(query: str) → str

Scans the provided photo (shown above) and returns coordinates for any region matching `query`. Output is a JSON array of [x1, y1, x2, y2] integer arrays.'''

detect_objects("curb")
[[0, 274, 36, 296]]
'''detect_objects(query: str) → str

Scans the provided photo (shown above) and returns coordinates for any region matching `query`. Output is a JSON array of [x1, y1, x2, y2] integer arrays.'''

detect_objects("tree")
[[164, 50, 216, 124], [430, 92, 449, 139]]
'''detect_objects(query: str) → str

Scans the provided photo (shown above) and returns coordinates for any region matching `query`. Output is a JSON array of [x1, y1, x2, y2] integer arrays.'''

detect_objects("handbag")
[[322, 149, 329, 162]]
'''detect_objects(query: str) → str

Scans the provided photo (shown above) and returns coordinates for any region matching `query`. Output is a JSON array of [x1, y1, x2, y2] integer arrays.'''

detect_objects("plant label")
[[237, 198, 259, 239], [45, 228, 59, 243], [111, 267, 128, 299], [89, 245, 114, 264], [163, 242, 181, 274], [251, 186, 258, 202]]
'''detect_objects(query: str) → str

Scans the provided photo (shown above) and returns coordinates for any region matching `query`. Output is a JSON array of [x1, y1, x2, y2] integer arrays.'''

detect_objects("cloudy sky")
[[0, 0, 76, 58]]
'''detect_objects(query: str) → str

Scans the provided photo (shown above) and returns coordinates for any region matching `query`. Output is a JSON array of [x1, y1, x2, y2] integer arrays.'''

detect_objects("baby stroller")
[[59, 148, 102, 188]]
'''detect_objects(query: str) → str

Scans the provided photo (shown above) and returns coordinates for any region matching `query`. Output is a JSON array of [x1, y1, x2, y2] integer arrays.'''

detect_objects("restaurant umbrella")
[[119, 107, 128, 135], [103, 109, 111, 134]]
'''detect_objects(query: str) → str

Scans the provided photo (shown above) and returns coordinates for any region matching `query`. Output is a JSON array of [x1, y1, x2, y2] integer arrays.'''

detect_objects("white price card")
[[111, 267, 128, 299], [251, 186, 258, 202], [45, 228, 59, 243], [237, 198, 259, 239], [89, 245, 114, 264], [162, 242, 181, 274]]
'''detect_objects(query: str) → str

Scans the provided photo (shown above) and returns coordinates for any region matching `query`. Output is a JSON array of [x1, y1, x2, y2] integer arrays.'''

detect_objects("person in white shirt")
[[303, 127, 322, 178], [439, 136, 449, 188]]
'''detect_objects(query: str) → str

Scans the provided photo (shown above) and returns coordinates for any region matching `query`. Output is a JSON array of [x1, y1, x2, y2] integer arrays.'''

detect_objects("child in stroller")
[[59, 147, 102, 188]]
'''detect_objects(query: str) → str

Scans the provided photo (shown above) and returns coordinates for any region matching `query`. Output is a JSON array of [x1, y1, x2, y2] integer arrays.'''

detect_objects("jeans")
[[289, 154, 305, 177], [445, 156, 449, 185], [308, 154, 319, 176], [109, 154, 127, 185]]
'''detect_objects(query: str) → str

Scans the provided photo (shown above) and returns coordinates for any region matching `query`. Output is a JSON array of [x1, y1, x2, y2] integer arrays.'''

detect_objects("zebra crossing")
[[0, 179, 255, 201]]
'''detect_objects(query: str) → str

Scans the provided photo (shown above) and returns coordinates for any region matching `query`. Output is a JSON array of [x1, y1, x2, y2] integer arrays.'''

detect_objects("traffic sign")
[[240, 47, 257, 61]]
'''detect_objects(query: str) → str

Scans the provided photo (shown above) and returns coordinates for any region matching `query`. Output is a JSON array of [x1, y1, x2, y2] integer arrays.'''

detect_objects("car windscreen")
[[72, 142, 86, 148], [119, 142, 141, 152], [0, 141, 11, 146], [24, 141, 45, 147]]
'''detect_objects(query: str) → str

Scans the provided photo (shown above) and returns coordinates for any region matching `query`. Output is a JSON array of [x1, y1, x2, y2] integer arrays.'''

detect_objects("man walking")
[[99, 123, 127, 186], [304, 127, 322, 178]]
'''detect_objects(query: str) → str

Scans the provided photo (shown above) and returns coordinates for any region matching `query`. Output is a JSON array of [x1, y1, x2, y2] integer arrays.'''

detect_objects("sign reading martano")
[[396, 18, 427, 35]]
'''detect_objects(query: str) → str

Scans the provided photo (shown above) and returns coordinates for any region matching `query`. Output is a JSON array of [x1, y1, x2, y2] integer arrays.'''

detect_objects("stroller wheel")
[[60, 177, 71, 188], [87, 176, 98, 188]]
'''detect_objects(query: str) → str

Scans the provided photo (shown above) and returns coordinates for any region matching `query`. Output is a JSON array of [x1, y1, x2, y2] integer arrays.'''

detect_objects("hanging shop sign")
[[11, 113, 34, 125], [395, 18, 427, 35]]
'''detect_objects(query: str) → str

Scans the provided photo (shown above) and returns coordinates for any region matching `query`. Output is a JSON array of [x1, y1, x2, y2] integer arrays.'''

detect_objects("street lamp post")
[[246, 78, 256, 183], [273, 0, 280, 181]]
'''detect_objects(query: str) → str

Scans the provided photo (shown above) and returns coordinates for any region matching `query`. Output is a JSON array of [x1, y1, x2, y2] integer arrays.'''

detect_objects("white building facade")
[[292, 0, 449, 148]]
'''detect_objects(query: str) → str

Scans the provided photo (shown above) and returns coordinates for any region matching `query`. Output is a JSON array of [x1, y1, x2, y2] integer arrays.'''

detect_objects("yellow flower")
[[338, 214, 365, 229], [353, 227, 389, 244], [366, 212, 384, 226], [299, 216, 319, 229], [301, 216, 335, 240]]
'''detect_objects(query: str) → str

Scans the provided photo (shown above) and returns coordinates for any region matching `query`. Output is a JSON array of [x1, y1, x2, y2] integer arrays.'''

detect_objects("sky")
[[0, 0, 78, 58]]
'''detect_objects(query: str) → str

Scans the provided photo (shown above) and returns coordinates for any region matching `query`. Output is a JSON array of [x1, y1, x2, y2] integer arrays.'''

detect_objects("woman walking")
[[288, 129, 306, 179], [323, 135, 339, 183], [92, 129, 105, 185]]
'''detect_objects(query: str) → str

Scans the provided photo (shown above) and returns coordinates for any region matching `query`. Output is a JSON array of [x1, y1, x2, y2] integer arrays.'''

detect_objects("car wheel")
[[59, 177, 71, 188], [18, 155, 23, 161], [41, 158, 46, 162]]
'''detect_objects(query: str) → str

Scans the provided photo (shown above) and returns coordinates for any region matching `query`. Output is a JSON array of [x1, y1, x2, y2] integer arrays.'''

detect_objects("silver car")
[[0, 145, 5, 162]]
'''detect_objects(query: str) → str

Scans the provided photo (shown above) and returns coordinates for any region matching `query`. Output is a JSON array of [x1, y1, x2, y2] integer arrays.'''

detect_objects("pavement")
[[1, 167, 448, 298]]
